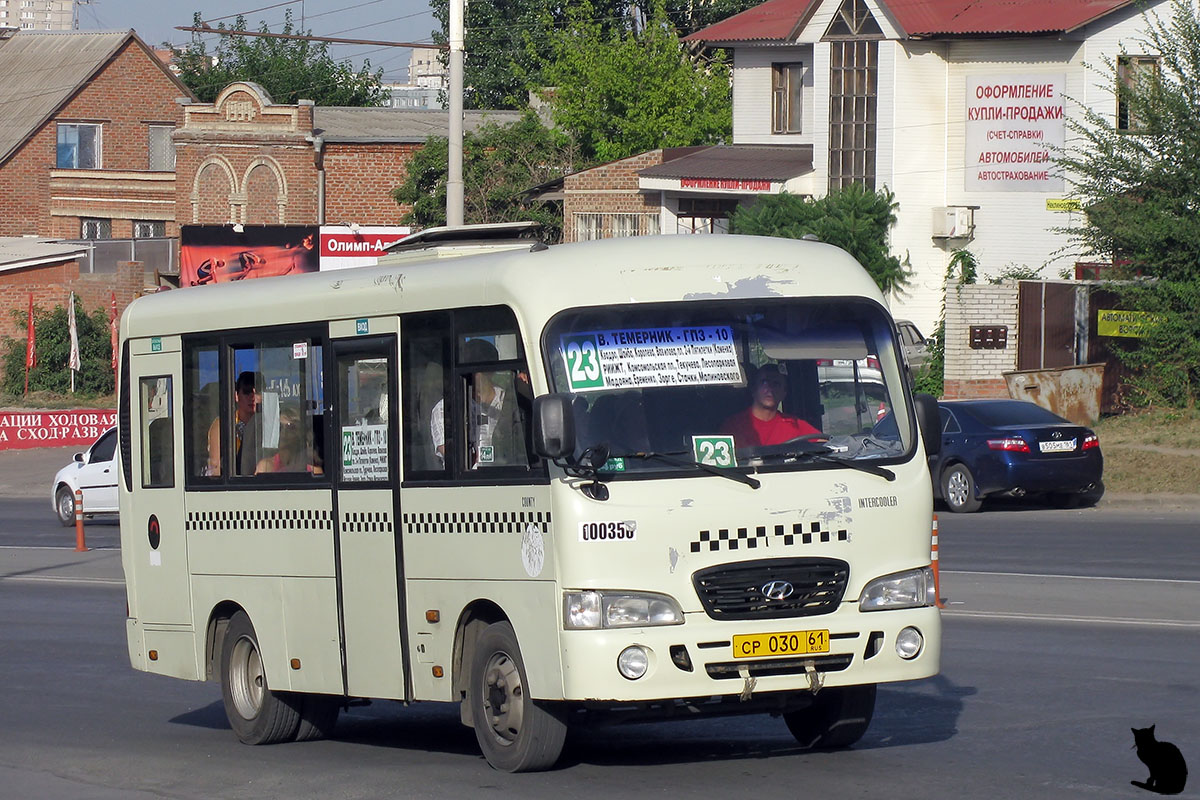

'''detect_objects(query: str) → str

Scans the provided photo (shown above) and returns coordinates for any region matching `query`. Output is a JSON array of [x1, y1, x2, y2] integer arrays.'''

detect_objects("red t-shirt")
[[721, 408, 820, 447]]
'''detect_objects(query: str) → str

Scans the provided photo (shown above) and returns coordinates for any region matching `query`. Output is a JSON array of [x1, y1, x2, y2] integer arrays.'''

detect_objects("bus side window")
[[140, 376, 174, 488], [401, 312, 451, 477], [186, 345, 220, 480]]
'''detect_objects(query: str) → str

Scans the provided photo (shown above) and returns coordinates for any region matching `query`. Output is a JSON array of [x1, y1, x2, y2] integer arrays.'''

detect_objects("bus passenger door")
[[330, 335, 408, 700], [126, 349, 192, 627]]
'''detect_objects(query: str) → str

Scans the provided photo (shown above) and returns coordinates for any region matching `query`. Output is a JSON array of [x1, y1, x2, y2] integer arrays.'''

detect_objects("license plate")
[[733, 630, 830, 659], [1039, 439, 1077, 453]]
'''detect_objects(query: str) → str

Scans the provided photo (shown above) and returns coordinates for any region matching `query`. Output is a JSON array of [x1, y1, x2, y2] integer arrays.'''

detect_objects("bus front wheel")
[[220, 611, 302, 745], [783, 684, 876, 749], [468, 621, 567, 772]]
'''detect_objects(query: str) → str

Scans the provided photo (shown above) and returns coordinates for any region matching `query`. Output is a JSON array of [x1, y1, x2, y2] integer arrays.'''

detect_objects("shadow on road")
[[166, 671, 976, 768]]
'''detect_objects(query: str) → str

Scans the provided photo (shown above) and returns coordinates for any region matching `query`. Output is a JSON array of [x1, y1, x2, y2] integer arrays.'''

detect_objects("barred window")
[[148, 124, 175, 171], [574, 213, 602, 241]]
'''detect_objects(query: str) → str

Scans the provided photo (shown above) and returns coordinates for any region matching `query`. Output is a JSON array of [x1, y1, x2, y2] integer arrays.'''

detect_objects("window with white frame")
[[772, 63, 804, 134], [56, 123, 101, 169], [148, 124, 175, 171], [81, 218, 111, 239], [574, 213, 602, 241], [676, 198, 739, 235]]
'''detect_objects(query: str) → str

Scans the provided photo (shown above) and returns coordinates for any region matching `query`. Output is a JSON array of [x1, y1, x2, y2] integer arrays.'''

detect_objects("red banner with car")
[[0, 410, 117, 450]]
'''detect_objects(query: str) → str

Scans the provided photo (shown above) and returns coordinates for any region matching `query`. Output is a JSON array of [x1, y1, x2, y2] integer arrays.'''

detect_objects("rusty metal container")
[[1002, 363, 1105, 425]]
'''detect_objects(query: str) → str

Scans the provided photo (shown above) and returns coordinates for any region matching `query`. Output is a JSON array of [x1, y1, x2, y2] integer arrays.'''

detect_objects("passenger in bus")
[[721, 363, 821, 447], [256, 404, 321, 474], [430, 339, 528, 468], [206, 371, 261, 476]]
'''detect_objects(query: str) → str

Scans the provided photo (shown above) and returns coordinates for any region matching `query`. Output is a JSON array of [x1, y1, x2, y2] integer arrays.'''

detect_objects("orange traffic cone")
[[876, 402, 888, 422], [931, 514, 944, 608]]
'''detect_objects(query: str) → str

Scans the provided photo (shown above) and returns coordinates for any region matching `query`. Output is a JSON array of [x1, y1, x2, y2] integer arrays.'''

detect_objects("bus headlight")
[[564, 591, 684, 630], [858, 567, 936, 611]]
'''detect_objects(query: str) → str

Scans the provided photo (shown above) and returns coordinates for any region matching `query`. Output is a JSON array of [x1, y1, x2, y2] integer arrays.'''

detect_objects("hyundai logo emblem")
[[761, 580, 795, 601], [1051, 431, 1063, 439]]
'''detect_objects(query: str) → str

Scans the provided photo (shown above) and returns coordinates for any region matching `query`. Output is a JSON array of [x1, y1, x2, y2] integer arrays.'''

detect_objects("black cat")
[[1131, 724, 1188, 795]]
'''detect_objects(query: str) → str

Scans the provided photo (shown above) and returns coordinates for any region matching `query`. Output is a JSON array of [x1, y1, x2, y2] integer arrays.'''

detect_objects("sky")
[[73, 0, 438, 82]]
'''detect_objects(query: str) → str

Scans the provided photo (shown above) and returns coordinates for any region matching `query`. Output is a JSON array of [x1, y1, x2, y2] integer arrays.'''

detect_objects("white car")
[[896, 319, 932, 372], [52, 427, 119, 525]]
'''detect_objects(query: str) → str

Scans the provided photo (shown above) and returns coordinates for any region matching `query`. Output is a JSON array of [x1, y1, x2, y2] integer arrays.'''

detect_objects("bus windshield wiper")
[[613, 450, 761, 490], [761, 446, 896, 481]]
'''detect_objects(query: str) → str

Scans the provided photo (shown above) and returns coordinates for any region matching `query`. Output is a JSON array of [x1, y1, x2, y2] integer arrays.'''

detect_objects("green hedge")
[[2, 299, 115, 397]]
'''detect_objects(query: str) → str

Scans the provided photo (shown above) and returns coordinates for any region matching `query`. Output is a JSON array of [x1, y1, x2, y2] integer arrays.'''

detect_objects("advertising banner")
[[181, 225, 319, 287], [965, 74, 1065, 192], [0, 409, 117, 450], [319, 226, 410, 271]]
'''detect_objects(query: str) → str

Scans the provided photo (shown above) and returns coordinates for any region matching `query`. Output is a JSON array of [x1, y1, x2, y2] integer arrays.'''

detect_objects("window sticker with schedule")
[[560, 326, 742, 392]]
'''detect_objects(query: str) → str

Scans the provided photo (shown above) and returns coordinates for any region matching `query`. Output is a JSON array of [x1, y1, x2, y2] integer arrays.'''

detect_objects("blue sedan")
[[933, 400, 1104, 513]]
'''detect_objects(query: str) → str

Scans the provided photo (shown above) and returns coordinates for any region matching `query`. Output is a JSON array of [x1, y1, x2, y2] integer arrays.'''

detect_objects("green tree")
[[541, 1, 732, 163], [1054, 0, 1200, 281], [174, 10, 385, 106], [1101, 280, 1200, 408], [730, 185, 911, 294], [2, 299, 113, 397], [391, 112, 579, 241], [429, 0, 631, 110]]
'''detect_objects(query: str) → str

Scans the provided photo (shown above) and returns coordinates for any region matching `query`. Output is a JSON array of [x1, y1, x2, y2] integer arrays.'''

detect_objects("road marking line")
[[943, 609, 1200, 628], [943, 570, 1200, 585], [0, 575, 123, 586]]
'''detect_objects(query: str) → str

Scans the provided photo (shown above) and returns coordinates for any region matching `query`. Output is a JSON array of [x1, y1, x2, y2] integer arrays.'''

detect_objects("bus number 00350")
[[578, 521, 636, 541]]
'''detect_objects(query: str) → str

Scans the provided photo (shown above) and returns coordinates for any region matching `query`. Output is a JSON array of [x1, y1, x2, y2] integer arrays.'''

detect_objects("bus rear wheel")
[[468, 621, 567, 772], [783, 684, 876, 749], [220, 611, 302, 745]]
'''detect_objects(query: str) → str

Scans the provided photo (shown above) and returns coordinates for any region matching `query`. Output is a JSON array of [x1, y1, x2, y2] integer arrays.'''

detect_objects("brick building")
[[0, 238, 141, 341], [0, 28, 195, 240], [175, 81, 521, 227]]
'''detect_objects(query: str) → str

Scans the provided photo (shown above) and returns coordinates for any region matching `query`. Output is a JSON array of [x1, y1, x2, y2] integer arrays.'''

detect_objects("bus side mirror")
[[533, 393, 576, 460], [914, 393, 941, 457]]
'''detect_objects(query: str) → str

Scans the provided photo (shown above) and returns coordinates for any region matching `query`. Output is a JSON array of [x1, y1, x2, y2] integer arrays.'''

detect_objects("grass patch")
[[0, 392, 116, 410], [1095, 408, 1200, 495]]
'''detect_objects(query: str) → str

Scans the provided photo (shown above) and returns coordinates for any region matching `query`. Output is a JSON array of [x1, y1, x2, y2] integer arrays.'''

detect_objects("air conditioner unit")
[[932, 206, 974, 239]]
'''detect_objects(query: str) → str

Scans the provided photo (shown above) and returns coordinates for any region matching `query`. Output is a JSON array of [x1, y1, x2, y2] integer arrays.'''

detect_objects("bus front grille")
[[692, 557, 849, 620], [704, 653, 853, 679]]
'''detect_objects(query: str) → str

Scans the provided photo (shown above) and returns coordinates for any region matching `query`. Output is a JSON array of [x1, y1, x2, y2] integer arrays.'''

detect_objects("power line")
[[175, 25, 444, 50], [200, 1, 304, 27]]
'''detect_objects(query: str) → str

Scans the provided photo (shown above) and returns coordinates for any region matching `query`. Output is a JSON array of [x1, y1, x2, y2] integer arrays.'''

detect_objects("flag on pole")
[[67, 292, 81, 393], [109, 291, 118, 377], [23, 293, 35, 395]]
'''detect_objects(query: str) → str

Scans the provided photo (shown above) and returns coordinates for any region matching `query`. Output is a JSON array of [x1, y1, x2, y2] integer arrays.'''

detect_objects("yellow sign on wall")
[[1046, 198, 1082, 212], [1097, 309, 1158, 338]]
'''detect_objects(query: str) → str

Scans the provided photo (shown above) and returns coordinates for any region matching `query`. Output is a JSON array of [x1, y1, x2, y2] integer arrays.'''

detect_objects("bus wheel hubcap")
[[482, 651, 523, 744], [230, 636, 264, 720]]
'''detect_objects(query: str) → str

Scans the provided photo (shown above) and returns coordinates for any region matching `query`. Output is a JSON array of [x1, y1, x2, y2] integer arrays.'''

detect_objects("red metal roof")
[[687, 0, 1143, 41], [683, 0, 820, 42], [893, 0, 1140, 36]]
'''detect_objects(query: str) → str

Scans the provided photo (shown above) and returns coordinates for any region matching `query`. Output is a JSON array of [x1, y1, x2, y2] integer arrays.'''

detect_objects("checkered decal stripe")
[[341, 512, 394, 534], [186, 508, 333, 532], [403, 510, 551, 535], [690, 521, 849, 553]]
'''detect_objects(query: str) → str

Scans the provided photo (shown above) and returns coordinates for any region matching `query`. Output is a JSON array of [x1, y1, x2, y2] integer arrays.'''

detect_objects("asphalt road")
[[1, 501, 1197, 798]]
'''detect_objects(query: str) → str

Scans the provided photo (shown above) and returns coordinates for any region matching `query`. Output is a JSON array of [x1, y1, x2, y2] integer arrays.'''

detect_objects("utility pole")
[[446, 0, 465, 227]]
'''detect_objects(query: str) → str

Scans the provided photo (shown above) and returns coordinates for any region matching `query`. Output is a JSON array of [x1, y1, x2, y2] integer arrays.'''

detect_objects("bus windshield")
[[544, 298, 914, 476]]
